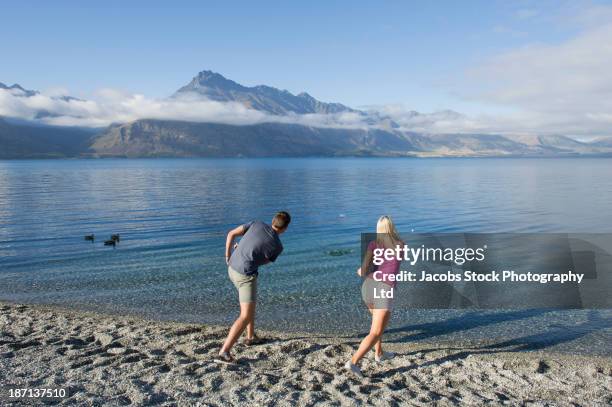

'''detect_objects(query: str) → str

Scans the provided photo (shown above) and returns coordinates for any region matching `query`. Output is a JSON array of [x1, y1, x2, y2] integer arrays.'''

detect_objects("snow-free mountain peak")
[[174, 69, 355, 115]]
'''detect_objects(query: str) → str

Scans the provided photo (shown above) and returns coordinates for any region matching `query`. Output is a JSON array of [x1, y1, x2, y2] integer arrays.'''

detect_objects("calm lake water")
[[0, 158, 610, 355]]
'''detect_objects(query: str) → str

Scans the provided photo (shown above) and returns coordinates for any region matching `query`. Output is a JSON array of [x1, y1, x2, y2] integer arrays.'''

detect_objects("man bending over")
[[217, 211, 291, 363]]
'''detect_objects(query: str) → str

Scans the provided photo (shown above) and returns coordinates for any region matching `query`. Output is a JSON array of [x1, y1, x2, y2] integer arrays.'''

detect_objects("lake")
[[0, 157, 610, 355]]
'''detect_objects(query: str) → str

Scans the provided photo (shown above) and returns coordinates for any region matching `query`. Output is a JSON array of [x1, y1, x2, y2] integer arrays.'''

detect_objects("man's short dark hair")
[[272, 211, 291, 230]]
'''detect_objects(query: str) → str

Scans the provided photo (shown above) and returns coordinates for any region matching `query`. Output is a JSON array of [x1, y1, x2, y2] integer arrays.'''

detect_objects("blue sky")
[[1, 0, 612, 137], [0, 1, 595, 109]]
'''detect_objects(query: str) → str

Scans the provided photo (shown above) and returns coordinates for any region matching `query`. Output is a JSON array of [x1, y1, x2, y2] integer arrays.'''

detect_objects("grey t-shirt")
[[229, 220, 283, 276]]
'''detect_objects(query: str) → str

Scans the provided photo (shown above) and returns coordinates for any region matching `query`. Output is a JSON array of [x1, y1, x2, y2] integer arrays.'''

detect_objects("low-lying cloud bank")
[[0, 86, 374, 130], [0, 87, 263, 128], [2, 86, 610, 141]]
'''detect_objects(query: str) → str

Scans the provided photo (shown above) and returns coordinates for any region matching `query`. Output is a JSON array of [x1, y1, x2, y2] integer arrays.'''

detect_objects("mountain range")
[[1, 71, 611, 158]]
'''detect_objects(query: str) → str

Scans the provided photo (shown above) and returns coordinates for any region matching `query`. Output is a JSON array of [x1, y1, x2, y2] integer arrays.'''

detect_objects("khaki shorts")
[[228, 266, 258, 303], [361, 278, 394, 310]]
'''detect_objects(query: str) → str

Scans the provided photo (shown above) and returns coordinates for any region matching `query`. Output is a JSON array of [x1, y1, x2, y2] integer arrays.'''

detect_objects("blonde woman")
[[346, 215, 403, 376]]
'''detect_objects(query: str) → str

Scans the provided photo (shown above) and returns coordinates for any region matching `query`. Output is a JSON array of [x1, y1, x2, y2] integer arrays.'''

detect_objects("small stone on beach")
[[94, 333, 114, 347]]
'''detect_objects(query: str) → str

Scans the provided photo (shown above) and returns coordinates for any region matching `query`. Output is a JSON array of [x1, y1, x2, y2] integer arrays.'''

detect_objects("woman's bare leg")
[[365, 303, 384, 356], [246, 321, 255, 339], [351, 309, 391, 364], [374, 334, 383, 357], [221, 302, 256, 353]]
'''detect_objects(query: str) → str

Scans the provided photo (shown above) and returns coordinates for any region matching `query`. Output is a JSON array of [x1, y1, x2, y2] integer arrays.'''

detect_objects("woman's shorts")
[[228, 266, 258, 303], [361, 278, 394, 310]]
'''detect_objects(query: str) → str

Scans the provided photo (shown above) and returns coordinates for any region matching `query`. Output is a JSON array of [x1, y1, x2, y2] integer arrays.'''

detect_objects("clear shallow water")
[[0, 158, 610, 356]]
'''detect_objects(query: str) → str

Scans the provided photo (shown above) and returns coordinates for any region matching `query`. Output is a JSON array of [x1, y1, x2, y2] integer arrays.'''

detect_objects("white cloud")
[[515, 8, 539, 20], [570, 3, 612, 27], [364, 105, 520, 135], [0, 87, 262, 127], [455, 6, 612, 138], [41, 87, 71, 98], [0, 87, 373, 130], [492, 24, 528, 38]]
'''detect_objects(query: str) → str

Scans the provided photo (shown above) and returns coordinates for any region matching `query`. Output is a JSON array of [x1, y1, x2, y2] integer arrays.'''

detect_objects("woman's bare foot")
[[214, 351, 235, 364]]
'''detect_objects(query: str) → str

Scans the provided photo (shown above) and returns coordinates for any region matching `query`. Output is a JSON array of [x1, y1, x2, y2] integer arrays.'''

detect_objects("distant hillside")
[[590, 137, 612, 148], [88, 119, 612, 158], [1, 116, 611, 158], [0, 118, 94, 159], [89, 120, 415, 157]]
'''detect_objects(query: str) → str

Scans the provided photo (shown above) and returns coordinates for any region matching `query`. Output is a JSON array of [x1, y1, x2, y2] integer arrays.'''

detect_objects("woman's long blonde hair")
[[376, 215, 403, 249]]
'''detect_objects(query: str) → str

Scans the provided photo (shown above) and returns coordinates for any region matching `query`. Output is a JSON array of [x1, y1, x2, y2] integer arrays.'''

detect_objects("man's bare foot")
[[243, 334, 264, 346]]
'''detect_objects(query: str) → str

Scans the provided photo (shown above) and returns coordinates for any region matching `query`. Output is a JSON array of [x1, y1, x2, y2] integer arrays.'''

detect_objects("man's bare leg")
[[246, 321, 255, 340], [220, 302, 256, 353]]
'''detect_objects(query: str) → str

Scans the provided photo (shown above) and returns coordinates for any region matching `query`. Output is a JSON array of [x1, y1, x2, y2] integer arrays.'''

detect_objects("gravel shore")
[[1, 302, 610, 406]]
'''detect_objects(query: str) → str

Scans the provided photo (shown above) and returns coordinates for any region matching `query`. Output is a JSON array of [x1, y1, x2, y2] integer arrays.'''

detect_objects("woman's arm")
[[225, 225, 247, 264], [357, 248, 374, 277]]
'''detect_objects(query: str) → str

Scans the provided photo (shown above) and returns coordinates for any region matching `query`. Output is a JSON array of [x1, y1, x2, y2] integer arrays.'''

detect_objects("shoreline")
[[3, 299, 608, 357], [1, 301, 610, 405]]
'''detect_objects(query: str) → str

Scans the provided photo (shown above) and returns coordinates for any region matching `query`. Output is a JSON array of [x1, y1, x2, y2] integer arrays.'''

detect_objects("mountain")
[[0, 82, 38, 97], [2, 115, 610, 159], [0, 82, 82, 120], [89, 120, 417, 157], [0, 117, 94, 158], [89, 120, 611, 158], [590, 137, 612, 148], [174, 70, 357, 115]]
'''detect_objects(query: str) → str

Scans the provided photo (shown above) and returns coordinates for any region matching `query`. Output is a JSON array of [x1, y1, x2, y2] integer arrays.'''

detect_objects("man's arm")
[[225, 225, 247, 265]]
